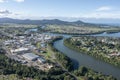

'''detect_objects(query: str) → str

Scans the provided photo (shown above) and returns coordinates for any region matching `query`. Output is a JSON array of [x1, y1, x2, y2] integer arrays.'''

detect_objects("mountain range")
[[0, 17, 109, 27]]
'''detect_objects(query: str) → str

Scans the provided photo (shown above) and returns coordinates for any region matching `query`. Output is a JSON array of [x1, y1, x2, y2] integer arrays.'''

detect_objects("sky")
[[0, 0, 120, 23]]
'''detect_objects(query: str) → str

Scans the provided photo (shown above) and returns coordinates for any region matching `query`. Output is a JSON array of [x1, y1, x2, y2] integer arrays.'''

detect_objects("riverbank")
[[64, 37, 120, 68], [50, 31, 105, 35], [50, 38, 117, 80], [44, 24, 120, 36], [106, 30, 120, 34], [48, 37, 74, 71], [46, 29, 120, 36]]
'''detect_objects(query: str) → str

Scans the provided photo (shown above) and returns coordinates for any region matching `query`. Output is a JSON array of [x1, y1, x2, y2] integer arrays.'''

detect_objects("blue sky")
[[0, 0, 120, 21]]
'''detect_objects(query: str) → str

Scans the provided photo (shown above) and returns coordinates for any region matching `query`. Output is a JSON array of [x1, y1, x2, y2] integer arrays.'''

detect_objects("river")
[[52, 32, 120, 79]]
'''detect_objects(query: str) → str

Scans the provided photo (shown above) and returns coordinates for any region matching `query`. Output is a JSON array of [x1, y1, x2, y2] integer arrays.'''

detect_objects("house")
[[108, 52, 120, 57]]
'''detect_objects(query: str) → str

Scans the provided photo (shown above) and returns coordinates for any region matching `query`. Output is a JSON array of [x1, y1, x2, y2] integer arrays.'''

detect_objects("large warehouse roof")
[[22, 53, 39, 61], [11, 47, 29, 53]]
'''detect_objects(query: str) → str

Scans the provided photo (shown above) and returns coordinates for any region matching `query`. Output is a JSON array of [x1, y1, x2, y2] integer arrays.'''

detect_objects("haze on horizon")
[[0, 0, 120, 24]]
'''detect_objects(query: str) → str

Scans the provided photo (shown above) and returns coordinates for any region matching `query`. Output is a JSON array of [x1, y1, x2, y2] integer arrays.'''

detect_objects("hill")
[[0, 17, 99, 26]]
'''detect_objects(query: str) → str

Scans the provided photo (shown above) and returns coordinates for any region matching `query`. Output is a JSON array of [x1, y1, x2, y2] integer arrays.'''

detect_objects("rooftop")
[[22, 53, 39, 61]]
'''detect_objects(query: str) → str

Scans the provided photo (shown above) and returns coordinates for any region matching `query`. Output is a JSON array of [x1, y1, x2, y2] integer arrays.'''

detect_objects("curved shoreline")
[[51, 38, 117, 80], [64, 38, 120, 68], [49, 31, 105, 35], [48, 30, 120, 36], [53, 38, 120, 80]]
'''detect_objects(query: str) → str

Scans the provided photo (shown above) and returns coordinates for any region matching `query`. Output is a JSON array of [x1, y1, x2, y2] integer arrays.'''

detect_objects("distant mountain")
[[0, 18, 42, 25], [0, 17, 107, 27], [0, 18, 83, 25]]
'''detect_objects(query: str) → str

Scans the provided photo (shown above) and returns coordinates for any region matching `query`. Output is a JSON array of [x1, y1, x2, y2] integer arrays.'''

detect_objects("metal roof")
[[22, 53, 39, 60]]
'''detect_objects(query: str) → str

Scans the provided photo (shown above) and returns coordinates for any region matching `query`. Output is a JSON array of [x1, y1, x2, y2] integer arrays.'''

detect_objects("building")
[[37, 57, 45, 63], [22, 53, 39, 61], [11, 47, 29, 53]]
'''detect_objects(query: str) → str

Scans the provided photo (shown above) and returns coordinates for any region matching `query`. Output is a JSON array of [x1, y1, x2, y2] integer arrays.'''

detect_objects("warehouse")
[[11, 47, 29, 53], [22, 53, 39, 61]]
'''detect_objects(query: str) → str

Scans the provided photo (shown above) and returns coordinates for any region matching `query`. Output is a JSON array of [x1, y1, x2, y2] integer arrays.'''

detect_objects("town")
[[2, 28, 56, 71], [0, 25, 118, 80], [1, 0, 120, 79]]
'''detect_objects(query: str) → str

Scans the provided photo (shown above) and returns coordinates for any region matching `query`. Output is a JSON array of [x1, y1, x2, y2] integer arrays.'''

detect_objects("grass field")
[[44, 24, 120, 34]]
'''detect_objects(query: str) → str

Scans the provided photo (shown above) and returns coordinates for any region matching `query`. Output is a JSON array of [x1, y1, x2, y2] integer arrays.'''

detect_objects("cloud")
[[0, 9, 26, 19], [79, 6, 120, 19], [14, 0, 24, 2], [0, 0, 7, 3], [81, 11, 120, 19], [96, 6, 112, 11], [0, 9, 12, 14], [0, 0, 25, 3]]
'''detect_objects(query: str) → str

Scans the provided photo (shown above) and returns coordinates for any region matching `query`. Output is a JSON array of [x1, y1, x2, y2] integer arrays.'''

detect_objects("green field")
[[44, 24, 120, 34]]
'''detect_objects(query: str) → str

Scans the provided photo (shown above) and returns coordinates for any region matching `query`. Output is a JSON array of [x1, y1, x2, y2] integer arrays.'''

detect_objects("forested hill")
[[0, 17, 102, 27]]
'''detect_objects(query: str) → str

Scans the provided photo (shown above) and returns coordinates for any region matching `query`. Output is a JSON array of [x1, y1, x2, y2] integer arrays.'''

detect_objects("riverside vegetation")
[[0, 37, 117, 80], [44, 24, 120, 35], [64, 36, 120, 68], [48, 38, 116, 80]]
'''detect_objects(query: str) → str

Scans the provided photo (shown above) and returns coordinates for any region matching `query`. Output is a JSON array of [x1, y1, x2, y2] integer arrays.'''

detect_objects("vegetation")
[[48, 37, 74, 71], [64, 36, 120, 68], [74, 66, 116, 80], [0, 74, 30, 80], [0, 48, 75, 80], [48, 37, 117, 80], [0, 36, 118, 80], [44, 24, 120, 35]]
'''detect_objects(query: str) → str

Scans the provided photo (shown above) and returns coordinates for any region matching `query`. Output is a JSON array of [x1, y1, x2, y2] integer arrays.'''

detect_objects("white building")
[[11, 47, 29, 53]]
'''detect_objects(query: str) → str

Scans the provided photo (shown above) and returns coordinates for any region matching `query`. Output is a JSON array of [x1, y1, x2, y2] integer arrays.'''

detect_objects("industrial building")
[[11, 47, 29, 53], [22, 53, 39, 61]]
